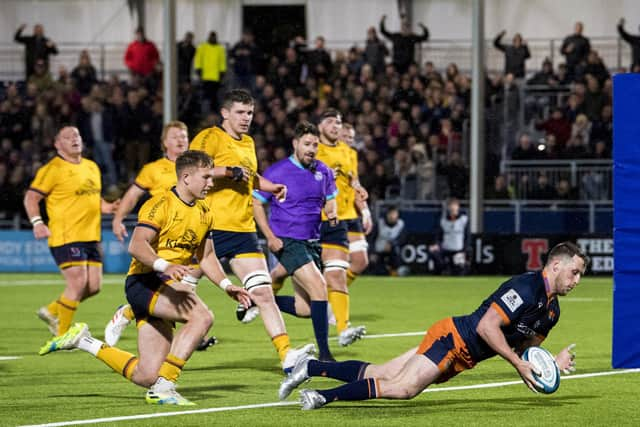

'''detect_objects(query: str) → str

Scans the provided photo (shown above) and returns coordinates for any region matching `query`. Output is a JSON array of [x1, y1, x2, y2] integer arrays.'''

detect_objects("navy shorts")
[[319, 220, 349, 251], [344, 218, 364, 235], [275, 238, 322, 275], [125, 272, 166, 321], [49, 241, 102, 269], [209, 230, 264, 259]]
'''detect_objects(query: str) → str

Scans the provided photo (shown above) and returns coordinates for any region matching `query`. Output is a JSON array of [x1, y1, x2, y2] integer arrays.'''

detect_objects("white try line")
[[19, 368, 640, 427], [0, 356, 22, 361]]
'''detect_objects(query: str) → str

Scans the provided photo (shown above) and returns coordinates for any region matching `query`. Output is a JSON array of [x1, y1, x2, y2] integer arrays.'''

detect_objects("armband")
[[219, 278, 232, 291]]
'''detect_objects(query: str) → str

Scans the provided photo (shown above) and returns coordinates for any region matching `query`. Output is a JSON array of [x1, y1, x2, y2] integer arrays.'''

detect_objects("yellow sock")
[[272, 278, 285, 294], [346, 269, 358, 287], [57, 295, 79, 335], [123, 305, 135, 321], [328, 290, 350, 332], [96, 346, 139, 380], [46, 299, 59, 317], [272, 333, 291, 363], [158, 353, 186, 383]]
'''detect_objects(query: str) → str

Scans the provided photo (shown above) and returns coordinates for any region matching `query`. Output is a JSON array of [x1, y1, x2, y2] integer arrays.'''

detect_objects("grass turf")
[[0, 273, 636, 426]]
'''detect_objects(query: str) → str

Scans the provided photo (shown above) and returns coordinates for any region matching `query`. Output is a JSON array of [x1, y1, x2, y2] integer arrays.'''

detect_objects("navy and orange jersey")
[[127, 187, 215, 276], [453, 271, 560, 363]]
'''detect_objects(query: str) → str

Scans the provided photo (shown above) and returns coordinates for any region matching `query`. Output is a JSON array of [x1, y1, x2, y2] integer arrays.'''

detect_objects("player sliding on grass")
[[39, 151, 251, 406], [278, 242, 585, 409]]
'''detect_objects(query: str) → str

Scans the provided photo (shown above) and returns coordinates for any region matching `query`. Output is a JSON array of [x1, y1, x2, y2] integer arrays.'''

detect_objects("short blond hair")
[[161, 120, 188, 152]]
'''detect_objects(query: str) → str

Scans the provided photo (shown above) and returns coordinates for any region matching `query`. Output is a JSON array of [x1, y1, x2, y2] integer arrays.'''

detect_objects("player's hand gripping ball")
[[522, 346, 561, 394]]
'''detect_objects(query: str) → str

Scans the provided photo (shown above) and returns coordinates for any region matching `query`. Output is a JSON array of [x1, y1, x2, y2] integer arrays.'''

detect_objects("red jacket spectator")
[[124, 27, 159, 77]]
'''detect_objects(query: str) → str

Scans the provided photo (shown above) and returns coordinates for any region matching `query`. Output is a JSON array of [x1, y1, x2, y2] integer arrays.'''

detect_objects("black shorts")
[[125, 273, 167, 321], [209, 230, 264, 260], [49, 241, 102, 269], [344, 218, 364, 235], [275, 238, 322, 275], [319, 220, 349, 251]]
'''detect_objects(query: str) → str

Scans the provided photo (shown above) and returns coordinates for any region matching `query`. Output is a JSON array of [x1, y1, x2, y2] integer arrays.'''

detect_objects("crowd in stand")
[[2, 18, 629, 222]]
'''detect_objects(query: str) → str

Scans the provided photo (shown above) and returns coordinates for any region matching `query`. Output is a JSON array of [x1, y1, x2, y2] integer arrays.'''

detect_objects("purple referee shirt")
[[253, 155, 337, 240]]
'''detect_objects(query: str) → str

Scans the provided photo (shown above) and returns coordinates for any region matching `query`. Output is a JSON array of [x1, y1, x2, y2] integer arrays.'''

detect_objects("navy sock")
[[310, 300, 332, 360], [308, 359, 370, 382], [318, 378, 378, 403], [275, 296, 296, 316]]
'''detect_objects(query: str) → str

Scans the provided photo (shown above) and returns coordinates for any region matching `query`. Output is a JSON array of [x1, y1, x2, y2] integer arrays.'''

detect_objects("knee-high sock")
[[57, 295, 79, 335], [327, 290, 349, 332], [346, 269, 358, 287], [308, 359, 370, 382], [272, 333, 291, 363], [46, 299, 59, 317], [310, 301, 332, 359], [275, 296, 297, 316], [158, 353, 186, 383], [123, 304, 135, 321], [318, 377, 379, 403], [77, 336, 139, 381]]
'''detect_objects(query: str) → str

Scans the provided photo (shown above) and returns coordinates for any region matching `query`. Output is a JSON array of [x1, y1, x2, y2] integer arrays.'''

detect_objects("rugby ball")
[[521, 346, 560, 394]]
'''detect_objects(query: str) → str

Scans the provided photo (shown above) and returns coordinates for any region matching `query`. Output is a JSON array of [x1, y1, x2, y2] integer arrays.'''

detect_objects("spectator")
[[363, 27, 389, 75], [527, 58, 558, 86], [304, 36, 333, 80], [14, 23, 58, 80], [194, 31, 227, 113], [77, 97, 118, 191], [563, 135, 590, 159], [379, 14, 429, 74], [582, 51, 609, 85], [536, 107, 571, 147], [571, 114, 592, 147], [28, 59, 54, 92], [493, 31, 531, 78], [177, 32, 196, 84], [530, 173, 556, 200], [560, 22, 591, 81], [438, 151, 468, 199], [230, 30, 262, 91], [428, 198, 470, 275], [511, 133, 539, 160], [371, 205, 407, 275], [71, 50, 98, 95], [486, 174, 512, 200], [555, 178, 578, 200], [120, 89, 153, 181], [124, 26, 160, 80], [590, 104, 612, 148], [583, 74, 607, 122], [617, 18, 640, 70]]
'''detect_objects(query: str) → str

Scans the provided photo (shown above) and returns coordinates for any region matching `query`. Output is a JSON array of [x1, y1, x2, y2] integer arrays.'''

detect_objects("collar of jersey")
[[218, 125, 243, 141], [171, 186, 195, 207], [288, 155, 315, 171]]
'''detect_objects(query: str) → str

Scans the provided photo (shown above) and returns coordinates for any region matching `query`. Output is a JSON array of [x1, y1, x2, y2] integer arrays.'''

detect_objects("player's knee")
[[248, 285, 274, 307], [243, 270, 272, 292], [132, 366, 159, 387]]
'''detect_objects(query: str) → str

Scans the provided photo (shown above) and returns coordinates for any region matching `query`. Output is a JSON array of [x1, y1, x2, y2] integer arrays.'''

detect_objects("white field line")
[[18, 364, 640, 427], [0, 278, 123, 286], [0, 356, 22, 361]]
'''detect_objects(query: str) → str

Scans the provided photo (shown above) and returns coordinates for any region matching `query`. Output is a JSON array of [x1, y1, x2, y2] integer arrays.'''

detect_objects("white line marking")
[[0, 356, 22, 361], [19, 369, 640, 427], [0, 278, 123, 287], [562, 297, 609, 302], [329, 331, 424, 341]]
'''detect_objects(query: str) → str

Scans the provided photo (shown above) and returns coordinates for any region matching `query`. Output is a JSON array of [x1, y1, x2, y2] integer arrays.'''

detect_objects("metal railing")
[[0, 35, 629, 82], [501, 159, 612, 200]]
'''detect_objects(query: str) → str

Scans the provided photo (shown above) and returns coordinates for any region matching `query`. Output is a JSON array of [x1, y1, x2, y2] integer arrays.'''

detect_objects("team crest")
[[314, 171, 323, 181]]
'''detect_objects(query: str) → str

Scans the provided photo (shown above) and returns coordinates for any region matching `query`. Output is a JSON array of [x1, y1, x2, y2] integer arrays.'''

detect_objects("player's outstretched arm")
[[101, 197, 121, 215], [476, 307, 540, 392], [256, 174, 287, 201], [200, 240, 251, 307], [112, 185, 146, 242]]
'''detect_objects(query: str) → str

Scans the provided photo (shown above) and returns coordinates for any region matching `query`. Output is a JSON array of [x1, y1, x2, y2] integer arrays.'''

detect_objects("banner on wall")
[[399, 234, 612, 275], [0, 231, 131, 273]]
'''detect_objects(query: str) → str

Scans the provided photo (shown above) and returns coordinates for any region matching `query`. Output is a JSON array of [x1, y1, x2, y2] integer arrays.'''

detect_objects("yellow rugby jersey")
[[29, 156, 102, 247], [317, 141, 359, 220], [134, 157, 176, 196], [127, 188, 215, 276], [190, 126, 258, 232]]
